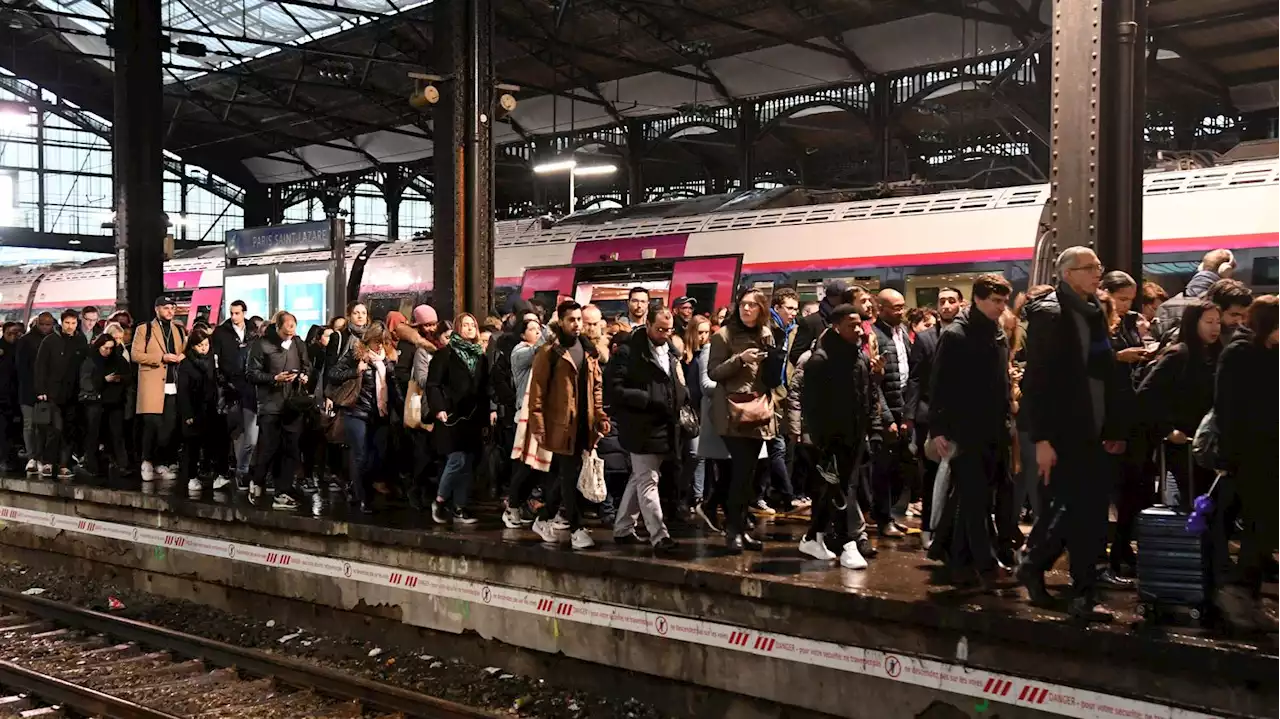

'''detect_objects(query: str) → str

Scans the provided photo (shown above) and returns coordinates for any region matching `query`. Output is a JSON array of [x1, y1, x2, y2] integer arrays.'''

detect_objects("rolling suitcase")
[[1135, 442, 1209, 622]]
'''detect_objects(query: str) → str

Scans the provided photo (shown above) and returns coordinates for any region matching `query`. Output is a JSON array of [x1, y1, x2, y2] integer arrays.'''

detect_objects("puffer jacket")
[[870, 319, 907, 423], [327, 344, 402, 422], [606, 327, 687, 456], [707, 319, 776, 440]]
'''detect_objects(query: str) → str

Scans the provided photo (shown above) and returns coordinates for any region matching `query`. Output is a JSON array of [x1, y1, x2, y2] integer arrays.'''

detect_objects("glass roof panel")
[[32, 0, 432, 82]]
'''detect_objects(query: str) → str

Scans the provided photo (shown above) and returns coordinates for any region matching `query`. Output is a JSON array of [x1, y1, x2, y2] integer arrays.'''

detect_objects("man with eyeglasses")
[[1018, 246, 1130, 622]]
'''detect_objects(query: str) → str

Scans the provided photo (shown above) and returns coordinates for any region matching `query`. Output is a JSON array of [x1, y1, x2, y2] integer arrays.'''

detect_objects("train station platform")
[[0, 475, 1272, 719]]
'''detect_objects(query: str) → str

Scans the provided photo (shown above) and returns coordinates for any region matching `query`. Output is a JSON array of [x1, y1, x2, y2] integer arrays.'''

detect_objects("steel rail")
[[0, 658, 184, 719], [0, 588, 497, 719]]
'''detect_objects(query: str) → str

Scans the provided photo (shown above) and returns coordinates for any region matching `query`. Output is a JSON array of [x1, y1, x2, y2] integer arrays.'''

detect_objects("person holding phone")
[[78, 333, 130, 479], [246, 311, 311, 510]]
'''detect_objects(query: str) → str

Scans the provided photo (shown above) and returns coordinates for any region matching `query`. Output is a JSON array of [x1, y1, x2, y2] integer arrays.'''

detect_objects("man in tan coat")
[[527, 300, 608, 550], [133, 295, 187, 481]]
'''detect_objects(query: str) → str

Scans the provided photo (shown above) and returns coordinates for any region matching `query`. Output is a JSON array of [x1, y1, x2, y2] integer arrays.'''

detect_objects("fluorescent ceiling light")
[[533, 160, 577, 174], [572, 164, 618, 176]]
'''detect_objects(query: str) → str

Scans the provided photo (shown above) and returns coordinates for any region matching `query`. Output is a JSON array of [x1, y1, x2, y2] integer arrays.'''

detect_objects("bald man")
[[869, 288, 912, 538]]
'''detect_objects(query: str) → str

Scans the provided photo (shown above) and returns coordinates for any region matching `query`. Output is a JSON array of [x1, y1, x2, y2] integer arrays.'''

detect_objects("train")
[[1, 156, 1276, 332]]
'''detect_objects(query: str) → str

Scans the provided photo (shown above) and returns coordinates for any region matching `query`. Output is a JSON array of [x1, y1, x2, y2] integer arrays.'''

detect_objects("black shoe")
[[614, 532, 644, 546], [856, 536, 878, 559], [1096, 568, 1135, 589], [741, 533, 763, 551], [653, 537, 678, 555], [1067, 596, 1115, 623], [725, 534, 744, 555], [1016, 562, 1053, 605], [358, 502, 374, 515]]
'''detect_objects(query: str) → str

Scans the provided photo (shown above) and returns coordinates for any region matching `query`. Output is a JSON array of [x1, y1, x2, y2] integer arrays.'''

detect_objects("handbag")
[[726, 392, 771, 427], [679, 404, 700, 438], [283, 379, 315, 418], [32, 401, 53, 426], [404, 379, 424, 430], [577, 448, 607, 504], [326, 375, 361, 408], [321, 407, 345, 444], [78, 389, 101, 404]]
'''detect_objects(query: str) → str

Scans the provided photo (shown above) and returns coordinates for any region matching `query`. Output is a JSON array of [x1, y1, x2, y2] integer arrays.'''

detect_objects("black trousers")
[[140, 396, 177, 465], [805, 442, 868, 543], [1022, 441, 1112, 600], [251, 413, 303, 498], [83, 404, 128, 475], [722, 436, 764, 536], [37, 402, 70, 469], [871, 431, 907, 524], [181, 420, 229, 481], [929, 447, 1001, 573], [538, 451, 585, 531]]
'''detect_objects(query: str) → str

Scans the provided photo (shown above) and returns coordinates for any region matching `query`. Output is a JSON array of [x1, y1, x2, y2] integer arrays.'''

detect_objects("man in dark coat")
[[0, 322, 22, 471], [925, 275, 1012, 587], [211, 299, 256, 489], [246, 312, 311, 509], [607, 309, 685, 553], [34, 310, 87, 478], [1019, 246, 1131, 622], [904, 285, 964, 545], [16, 313, 54, 474], [869, 288, 911, 537], [799, 304, 882, 569]]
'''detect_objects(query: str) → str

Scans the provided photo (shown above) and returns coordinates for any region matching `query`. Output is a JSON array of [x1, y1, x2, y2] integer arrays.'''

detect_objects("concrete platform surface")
[[0, 474, 1274, 719]]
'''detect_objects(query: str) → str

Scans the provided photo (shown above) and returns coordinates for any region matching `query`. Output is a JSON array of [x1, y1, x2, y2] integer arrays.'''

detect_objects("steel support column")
[[626, 120, 645, 205], [111, 0, 165, 316], [1047, 0, 1147, 279], [432, 0, 494, 318], [738, 102, 757, 189], [241, 184, 273, 228], [870, 79, 893, 182]]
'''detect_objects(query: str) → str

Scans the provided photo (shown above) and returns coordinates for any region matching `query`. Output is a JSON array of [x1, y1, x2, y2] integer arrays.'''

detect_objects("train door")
[[186, 288, 223, 329], [669, 256, 740, 314], [519, 255, 742, 319]]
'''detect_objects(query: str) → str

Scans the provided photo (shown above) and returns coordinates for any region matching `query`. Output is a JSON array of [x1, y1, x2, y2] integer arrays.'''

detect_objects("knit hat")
[[411, 304, 438, 326]]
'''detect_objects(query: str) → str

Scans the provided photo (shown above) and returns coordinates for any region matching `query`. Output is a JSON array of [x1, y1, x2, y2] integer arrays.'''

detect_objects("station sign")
[[225, 220, 331, 259]]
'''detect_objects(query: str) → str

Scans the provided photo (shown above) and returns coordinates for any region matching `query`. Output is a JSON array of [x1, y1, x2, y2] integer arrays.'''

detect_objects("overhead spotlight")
[[407, 72, 443, 109], [496, 92, 517, 120]]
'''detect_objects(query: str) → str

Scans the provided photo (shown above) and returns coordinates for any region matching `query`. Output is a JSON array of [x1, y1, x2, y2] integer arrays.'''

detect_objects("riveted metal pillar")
[[1047, 0, 1147, 280], [625, 120, 645, 205], [432, 0, 495, 319], [738, 102, 757, 189], [112, 0, 165, 315]]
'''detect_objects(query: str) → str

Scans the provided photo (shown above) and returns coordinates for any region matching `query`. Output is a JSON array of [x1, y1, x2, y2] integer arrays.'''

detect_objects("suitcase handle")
[[1157, 439, 1196, 505]]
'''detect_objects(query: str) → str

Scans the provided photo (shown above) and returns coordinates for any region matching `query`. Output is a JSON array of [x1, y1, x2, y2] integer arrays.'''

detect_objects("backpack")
[[1191, 409, 1219, 470]]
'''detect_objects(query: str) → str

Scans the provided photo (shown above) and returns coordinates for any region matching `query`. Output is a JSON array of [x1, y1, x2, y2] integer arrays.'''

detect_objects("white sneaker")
[[920, 531, 933, 551], [157, 464, 178, 481], [140, 462, 155, 482], [249, 481, 263, 498], [549, 512, 570, 531], [39, 463, 53, 478], [187, 478, 202, 493], [24, 459, 37, 474], [502, 506, 523, 529], [532, 518, 560, 544], [211, 475, 231, 490], [752, 499, 776, 515], [799, 533, 837, 561], [570, 528, 595, 550], [839, 543, 868, 570]]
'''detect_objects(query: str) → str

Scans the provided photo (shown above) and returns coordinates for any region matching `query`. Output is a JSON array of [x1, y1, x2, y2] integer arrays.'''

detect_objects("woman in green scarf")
[[426, 313, 495, 525]]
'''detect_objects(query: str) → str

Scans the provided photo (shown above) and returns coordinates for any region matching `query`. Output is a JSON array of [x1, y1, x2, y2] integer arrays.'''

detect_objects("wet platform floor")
[[6, 471, 1277, 659]]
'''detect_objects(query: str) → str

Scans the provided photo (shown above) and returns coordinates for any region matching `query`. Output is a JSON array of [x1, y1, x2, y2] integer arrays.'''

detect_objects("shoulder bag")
[[726, 392, 772, 427], [326, 372, 361, 408]]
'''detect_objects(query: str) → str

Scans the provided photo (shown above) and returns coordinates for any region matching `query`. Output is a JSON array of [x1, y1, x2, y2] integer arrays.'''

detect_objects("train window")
[[530, 291, 559, 319], [1253, 256, 1278, 287], [905, 272, 989, 308], [796, 276, 881, 303], [683, 283, 718, 316], [365, 296, 412, 323]]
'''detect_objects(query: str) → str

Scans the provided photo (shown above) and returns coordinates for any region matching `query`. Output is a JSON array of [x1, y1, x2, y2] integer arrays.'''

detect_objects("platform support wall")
[[432, 0, 495, 319], [111, 0, 165, 315], [1048, 0, 1147, 277]]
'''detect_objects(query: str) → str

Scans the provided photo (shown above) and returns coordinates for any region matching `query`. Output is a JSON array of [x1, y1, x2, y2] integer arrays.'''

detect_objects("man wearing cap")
[[133, 295, 187, 482], [672, 297, 696, 337]]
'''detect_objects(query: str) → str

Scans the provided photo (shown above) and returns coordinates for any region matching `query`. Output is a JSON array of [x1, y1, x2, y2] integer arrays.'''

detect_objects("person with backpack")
[[1154, 249, 1236, 335], [33, 309, 87, 479], [133, 296, 187, 482]]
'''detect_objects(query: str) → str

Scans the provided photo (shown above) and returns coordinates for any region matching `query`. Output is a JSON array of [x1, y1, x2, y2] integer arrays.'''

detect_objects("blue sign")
[[225, 221, 331, 259]]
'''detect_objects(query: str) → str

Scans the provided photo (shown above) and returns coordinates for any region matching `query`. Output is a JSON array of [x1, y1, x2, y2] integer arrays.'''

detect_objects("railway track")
[[0, 588, 497, 719]]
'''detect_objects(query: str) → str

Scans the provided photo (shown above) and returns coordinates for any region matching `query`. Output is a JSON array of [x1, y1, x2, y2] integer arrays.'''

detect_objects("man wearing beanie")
[[133, 295, 187, 482]]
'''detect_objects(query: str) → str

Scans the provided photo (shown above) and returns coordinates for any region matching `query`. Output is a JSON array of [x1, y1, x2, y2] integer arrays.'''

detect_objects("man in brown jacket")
[[133, 295, 187, 482], [527, 300, 609, 550]]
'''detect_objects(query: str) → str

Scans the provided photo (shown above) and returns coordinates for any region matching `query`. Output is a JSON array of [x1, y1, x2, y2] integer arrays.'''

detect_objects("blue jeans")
[[437, 451, 474, 509], [762, 435, 793, 503], [344, 414, 387, 505], [234, 409, 258, 476]]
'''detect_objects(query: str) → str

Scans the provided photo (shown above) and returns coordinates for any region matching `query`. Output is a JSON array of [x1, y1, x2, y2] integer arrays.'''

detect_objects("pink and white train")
[[1, 157, 1275, 327]]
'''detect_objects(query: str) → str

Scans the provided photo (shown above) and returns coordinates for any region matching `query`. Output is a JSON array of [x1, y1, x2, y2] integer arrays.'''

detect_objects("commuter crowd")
[[0, 246, 1273, 629]]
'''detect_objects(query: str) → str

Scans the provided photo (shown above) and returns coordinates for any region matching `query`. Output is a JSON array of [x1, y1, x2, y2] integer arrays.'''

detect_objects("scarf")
[[1057, 284, 1113, 378], [367, 346, 388, 416], [449, 332, 483, 375], [769, 307, 795, 388]]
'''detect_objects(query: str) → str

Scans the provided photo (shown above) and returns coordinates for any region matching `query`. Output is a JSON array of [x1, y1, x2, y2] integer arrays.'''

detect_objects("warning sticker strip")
[[0, 505, 1220, 719]]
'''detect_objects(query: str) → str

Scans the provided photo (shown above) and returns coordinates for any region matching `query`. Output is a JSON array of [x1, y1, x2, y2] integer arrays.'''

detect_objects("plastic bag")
[[928, 436, 958, 531], [577, 449, 607, 503]]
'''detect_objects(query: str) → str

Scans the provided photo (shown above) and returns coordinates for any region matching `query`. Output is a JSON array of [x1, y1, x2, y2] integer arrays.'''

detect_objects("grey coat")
[[694, 344, 728, 459], [511, 337, 546, 413]]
